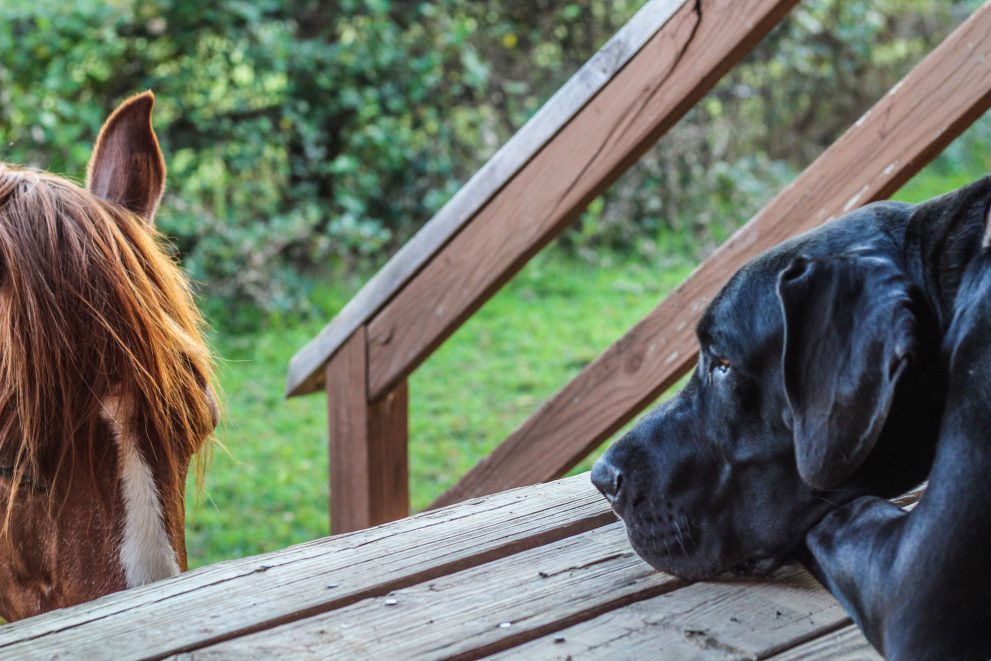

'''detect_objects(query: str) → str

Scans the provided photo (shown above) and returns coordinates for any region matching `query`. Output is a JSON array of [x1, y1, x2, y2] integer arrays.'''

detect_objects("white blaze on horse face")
[[101, 395, 180, 588]]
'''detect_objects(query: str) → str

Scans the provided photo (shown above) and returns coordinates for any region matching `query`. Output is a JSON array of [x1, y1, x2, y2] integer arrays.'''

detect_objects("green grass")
[[185, 113, 991, 568], [185, 249, 693, 567]]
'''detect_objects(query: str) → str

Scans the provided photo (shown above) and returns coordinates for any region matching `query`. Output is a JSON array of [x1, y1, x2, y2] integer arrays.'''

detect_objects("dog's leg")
[[807, 456, 991, 659], [806, 258, 991, 660], [801, 496, 905, 645]]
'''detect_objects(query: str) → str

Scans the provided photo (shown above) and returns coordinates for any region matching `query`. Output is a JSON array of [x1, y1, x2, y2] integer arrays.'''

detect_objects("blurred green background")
[[1, 0, 988, 567]]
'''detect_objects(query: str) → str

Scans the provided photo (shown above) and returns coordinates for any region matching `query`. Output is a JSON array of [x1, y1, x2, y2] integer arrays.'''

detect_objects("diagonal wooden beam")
[[285, 0, 693, 397], [365, 0, 800, 401], [432, 0, 991, 508]]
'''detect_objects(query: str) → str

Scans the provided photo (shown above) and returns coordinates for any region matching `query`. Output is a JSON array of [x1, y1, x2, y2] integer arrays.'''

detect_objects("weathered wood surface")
[[1, 479, 923, 659], [0, 475, 613, 658], [326, 327, 409, 533], [488, 565, 849, 660], [433, 1, 991, 507], [365, 0, 799, 401], [284, 0, 692, 398], [187, 494, 924, 659], [181, 523, 686, 659], [184, 531, 847, 660], [768, 624, 880, 661]]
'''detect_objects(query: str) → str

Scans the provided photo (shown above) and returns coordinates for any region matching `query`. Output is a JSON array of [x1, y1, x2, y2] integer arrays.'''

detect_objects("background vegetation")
[[1, 0, 989, 566]]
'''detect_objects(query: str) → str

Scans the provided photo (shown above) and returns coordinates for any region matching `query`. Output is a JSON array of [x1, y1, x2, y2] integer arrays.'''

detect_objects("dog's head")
[[591, 187, 991, 578]]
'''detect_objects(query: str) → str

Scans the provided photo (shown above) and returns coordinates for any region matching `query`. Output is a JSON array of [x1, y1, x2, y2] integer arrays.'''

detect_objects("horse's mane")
[[0, 164, 215, 524]]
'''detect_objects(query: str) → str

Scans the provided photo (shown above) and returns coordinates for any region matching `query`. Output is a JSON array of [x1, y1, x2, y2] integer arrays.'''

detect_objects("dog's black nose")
[[591, 458, 623, 502]]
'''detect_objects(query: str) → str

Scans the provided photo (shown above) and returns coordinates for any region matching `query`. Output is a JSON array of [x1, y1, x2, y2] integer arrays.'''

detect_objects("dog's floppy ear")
[[86, 91, 166, 223], [778, 255, 916, 489]]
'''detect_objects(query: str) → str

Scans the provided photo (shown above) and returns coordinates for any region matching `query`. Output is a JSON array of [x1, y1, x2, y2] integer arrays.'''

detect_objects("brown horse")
[[0, 93, 217, 621]]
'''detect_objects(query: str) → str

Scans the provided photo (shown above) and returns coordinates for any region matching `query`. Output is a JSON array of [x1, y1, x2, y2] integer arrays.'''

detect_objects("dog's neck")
[[903, 175, 991, 332]]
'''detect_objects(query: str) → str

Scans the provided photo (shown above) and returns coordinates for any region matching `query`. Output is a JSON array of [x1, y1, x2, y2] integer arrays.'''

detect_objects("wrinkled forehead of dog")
[[698, 200, 914, 349]]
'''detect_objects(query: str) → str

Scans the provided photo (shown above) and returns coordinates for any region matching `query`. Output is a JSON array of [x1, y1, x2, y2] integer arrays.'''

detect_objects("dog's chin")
[[723, 553, 787, 578], [624, 523, 788, 581], [624, 525, 716, 580]]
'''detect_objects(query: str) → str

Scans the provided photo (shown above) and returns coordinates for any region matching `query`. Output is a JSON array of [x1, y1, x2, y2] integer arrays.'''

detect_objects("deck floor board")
[[0, 475, 613, 658], [181, 524, 848, 660], [768, 624, 880, 660], [0, 473, 905, 659], [488, 565, 848, 660]]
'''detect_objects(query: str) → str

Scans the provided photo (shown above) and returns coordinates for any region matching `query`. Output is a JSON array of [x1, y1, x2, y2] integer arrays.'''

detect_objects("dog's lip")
[[725, 553, 783, 578], [601, 491, 642, 520], [623, 514, 789, 580]]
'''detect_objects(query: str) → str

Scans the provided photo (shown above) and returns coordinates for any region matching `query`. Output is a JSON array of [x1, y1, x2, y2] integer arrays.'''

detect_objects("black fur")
[[592, 176, 991, 658]]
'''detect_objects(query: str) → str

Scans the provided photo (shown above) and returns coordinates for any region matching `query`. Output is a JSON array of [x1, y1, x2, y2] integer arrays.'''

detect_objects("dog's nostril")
[[591, 458, 623, 501]]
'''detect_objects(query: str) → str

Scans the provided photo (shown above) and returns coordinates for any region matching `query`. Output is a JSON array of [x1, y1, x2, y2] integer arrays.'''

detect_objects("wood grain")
[[487, 564, 849, 660], [326, 328, 409, 533], [180, 523, 685, 659], [182, 527, 847, 660], [285, 0, 692, 397], [0, 475, 614, 658], [767, 624, 880, 660], [0, 486, 921, 657], [433, 1, 991, 507], [365, 0, 800, 401]]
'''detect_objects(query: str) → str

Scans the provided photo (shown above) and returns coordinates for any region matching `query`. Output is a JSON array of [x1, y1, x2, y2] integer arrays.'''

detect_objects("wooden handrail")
[[364, 0, 799, 401], [432, 1, 991, 507], [287, 0, 991, 533], [285, 0, 693, 398], [287, 0, 801, 534]]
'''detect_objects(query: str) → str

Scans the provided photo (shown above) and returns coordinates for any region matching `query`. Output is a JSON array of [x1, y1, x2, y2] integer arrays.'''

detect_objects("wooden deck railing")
[[288, 0, 991, 533]]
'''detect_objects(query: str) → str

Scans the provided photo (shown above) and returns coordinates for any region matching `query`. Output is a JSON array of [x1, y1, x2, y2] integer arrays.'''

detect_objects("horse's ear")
[[86, 91, 166, 224], [777, 255, 917, 489]]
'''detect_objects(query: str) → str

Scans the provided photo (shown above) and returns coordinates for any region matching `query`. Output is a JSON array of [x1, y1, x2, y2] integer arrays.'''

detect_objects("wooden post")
[[325, 326, 409, 534]]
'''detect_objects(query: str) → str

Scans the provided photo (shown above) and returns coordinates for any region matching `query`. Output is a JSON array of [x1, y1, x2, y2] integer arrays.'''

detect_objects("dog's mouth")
[[725, 552, 786, 578], [629, 530, 788, 580], [615, 497, 792, 581], [619, 503, 719, 578]]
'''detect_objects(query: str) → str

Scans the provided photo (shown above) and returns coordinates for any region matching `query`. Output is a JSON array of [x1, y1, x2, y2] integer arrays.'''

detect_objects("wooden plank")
[[179, 527, 847, 660], [0, 474, 614, 658], [491, 493, 919, 660], [285, 0, 692, 397], [326, 327, 408, 533], [433, 1, 991, 507], [487, 565, 848, 660], [178, 523, 684, 659], [767, 625, 879, 661], [365, 0, 799, 401]]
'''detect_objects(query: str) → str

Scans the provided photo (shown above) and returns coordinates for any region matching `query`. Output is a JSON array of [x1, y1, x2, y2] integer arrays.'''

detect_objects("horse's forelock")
[[0, 164, 215, 526]]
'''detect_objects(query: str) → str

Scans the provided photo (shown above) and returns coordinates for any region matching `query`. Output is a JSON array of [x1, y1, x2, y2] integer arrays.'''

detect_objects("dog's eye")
[[710, 358, 731, 380]]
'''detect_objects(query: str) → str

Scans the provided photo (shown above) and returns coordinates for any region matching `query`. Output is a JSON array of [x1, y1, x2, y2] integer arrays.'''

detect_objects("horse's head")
[[0, 93, 218, 621]]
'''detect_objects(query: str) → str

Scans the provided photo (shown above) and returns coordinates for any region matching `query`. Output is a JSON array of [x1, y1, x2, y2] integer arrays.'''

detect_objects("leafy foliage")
[[3, 0, 988, 565], [0, 0, 640, 313], [0, 0, 986, 317]]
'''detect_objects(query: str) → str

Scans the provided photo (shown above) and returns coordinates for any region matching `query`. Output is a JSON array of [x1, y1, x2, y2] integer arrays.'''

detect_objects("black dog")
[[592, 176, 991, 659]]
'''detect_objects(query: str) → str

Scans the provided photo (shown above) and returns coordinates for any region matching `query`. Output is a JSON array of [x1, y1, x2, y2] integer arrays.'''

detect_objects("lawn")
[[185, 249, 694, 566], [184, 114, 990, 569]]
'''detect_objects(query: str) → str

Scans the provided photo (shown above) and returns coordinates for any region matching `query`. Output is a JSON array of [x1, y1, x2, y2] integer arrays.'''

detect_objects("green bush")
[[1, 0, 985, 318]]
